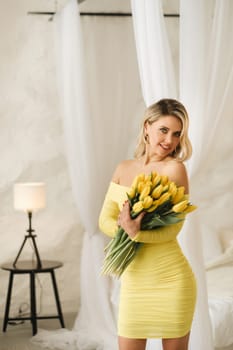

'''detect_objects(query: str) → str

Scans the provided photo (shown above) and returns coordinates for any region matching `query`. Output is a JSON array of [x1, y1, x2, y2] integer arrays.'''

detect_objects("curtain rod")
[[79, 12, 179, 17], [27, 11, 179, 18]]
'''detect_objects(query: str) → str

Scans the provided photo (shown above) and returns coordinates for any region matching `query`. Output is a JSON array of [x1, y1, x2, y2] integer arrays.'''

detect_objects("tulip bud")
[[139, 185, 151, 200], [172, 186, 185, 204], [131, 173, 145, 189], [132, 201, 144, 214], [151, 184, 163, 199], [127, 187, 136, 199], [183, 204, 197, 214], [157, 192, 171, 206], [172, 200, 189, 213], [147, 205, 157, 212], [144, 174, 152, 182], [142, 195, 153, 209], [162, 184, 169, 193], [168, 182, 177, 199], [137, 181, 145, 193], [152, 174, 161, 187], [160, 175, 169, 185]]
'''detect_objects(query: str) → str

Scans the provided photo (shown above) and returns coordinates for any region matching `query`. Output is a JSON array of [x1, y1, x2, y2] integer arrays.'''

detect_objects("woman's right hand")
[[117, 201, 145, 239]]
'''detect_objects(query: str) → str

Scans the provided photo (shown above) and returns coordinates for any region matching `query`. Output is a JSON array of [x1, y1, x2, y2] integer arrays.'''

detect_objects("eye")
[[160, 127, 168, 134], [174, 131, 181, 138]]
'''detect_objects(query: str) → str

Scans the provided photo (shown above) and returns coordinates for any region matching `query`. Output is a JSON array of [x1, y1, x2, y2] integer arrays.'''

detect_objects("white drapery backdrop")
[[179, 2, 233, 347], [131, 1, 213, 349], [32, 0, 233, 349], [130, 0, 177, 104]]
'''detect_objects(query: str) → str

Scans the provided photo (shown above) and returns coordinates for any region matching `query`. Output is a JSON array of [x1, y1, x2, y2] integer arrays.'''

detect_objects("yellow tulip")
[[151, 184, 163, 199], [137, 181, 145, 193], [144, 174, 152, 182], [168, 187, 177, 200], [131, 173, 145, 189], [168, 182, 177, 200], [138, 173, 145, 181], [131, 177, 139, 190], [183, 204, 197, 214], [139, 185, 151, 200], [145, 180, 153, 189], [152, 174, 161, 187], [162, 184, 169, 193], [132, 201, 144, 214], [157, 192, 171, 206], [142, 195, 153, 209], [160, 175, 169, 185], [172, 200, 189, 213], [172, 186, 185, 204], [147, 202, 159, 212], [127, 187, 136, 199], [169, 182, 177, 192]]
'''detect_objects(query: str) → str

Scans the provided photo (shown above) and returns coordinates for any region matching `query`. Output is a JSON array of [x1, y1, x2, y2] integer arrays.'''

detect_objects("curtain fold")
[[179, 1, 233, 349], [131, 0, 177, 106], [54, 1, 119, 348], [178, 1, 214, 349], [32, 0, 118, 348]]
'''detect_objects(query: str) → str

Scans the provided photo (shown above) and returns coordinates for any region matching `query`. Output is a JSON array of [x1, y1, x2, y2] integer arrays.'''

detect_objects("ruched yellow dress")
[[99, 181, 196, 339]]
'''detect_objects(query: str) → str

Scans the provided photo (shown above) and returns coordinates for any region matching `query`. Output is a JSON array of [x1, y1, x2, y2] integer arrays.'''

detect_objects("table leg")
[[50, 270, 65, 328], [30, 271, 37, 335], [2, 271, 14, 332]]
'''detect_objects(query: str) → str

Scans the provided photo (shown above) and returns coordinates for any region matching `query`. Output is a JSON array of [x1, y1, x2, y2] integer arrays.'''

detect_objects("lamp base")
[[13, 212, 42, 268], [13, 234, 42, 269]]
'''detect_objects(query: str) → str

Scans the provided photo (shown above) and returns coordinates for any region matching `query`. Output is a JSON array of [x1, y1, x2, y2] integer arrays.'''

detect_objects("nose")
[[164, 133, 173, 144]]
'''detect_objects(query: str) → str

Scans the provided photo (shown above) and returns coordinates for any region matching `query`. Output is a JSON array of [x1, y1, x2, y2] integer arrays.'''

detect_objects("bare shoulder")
[[164, 159, 189, 193], [111, 159, 136, 184]]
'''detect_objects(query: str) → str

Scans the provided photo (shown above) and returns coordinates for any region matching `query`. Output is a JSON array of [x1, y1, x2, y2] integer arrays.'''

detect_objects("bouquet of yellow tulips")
[[101, 172, 196, 277]]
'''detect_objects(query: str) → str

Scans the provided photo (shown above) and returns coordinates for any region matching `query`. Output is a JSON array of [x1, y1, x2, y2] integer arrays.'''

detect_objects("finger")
[[135, 211, 145, 222]]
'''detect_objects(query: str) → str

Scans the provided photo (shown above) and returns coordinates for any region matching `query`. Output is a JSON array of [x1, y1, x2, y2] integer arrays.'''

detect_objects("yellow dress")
[[99, 182, 196, 339]]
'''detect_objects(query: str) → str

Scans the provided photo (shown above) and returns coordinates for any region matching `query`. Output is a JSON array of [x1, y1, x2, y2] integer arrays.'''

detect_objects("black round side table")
[[1, 260, 65, 335]]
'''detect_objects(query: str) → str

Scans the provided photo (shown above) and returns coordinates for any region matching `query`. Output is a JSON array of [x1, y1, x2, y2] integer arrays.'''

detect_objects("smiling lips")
[[160, 143, 172, 151]]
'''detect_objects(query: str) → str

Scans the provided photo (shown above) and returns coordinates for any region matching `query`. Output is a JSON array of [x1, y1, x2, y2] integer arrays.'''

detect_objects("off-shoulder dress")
[[99, 182, 196, 339]]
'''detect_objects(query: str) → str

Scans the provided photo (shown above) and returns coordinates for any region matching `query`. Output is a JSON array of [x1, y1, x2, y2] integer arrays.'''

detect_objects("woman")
[[99, 98, 197, 350]]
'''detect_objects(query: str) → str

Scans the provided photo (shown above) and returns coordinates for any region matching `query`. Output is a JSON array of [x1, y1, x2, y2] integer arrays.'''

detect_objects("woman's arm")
[[99, 195, 119, 238], [132, 221, 184, 243], [118, 201, 184, 243]]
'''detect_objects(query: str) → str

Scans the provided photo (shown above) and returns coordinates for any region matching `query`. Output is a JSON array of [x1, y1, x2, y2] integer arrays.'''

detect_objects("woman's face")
[[145, 115, 182, 158]]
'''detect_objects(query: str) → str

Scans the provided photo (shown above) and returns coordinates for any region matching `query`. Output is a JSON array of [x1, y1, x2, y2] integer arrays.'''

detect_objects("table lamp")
[[13, 182, 46, 268]]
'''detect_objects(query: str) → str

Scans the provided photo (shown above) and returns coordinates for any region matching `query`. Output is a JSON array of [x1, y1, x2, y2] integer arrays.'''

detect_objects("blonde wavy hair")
[[134, 98, 192, 161]]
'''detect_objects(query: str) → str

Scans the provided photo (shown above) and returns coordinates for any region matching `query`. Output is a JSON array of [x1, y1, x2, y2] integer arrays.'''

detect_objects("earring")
[[144, 134, 149, 144]]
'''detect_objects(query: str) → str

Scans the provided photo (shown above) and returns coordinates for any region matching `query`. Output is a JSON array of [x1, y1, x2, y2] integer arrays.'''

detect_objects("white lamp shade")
[[14, 182, 46, 212]]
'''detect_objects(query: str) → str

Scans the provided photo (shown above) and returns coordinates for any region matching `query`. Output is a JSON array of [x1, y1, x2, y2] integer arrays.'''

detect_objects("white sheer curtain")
[[180, 1, 233, 348], [178, 1, 214, 350], [132, 1, 233, 350], [32, 0, 143, 349], [32, 0, 117, 348], [131, 0, 177, 105]]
